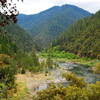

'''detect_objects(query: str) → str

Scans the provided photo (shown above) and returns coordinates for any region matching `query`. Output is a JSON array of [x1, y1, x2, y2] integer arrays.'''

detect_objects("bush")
[[0, 64, 16, 99], [40, 50, 79, 59], [62, 72, 86, 88], [33, 74, 100, 100], [0, 83, 7, 98], [21, 68, 26, 74], [2, 56, 10, 64], [93, 62, 100, 74], [15, 51, 41, 73]]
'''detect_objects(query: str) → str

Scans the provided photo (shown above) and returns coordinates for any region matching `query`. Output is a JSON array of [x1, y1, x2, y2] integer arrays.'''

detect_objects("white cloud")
[[15, 0, 100, 14]]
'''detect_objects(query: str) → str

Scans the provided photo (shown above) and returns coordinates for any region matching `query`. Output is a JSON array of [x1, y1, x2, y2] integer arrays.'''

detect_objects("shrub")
[[62, 72, 86, 88], [2, 56, 10, 64], [0, 64, 16, 99], [33, 77, 100, 100], [21, 68, 26, 74], [93, 62, 100, 74], [0, 83, 7, 98]]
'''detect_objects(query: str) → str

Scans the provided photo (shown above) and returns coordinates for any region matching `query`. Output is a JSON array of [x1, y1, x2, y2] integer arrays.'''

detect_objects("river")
[[36, 62, 100, 91]]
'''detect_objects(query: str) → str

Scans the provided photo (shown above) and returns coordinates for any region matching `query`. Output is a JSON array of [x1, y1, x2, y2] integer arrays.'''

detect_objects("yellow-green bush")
[[33, 73, 100, 100], [93, 62, 100, 74], [62, 72, 86, 88]]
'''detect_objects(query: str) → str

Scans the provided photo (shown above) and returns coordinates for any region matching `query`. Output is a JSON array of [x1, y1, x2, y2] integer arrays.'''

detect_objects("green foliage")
[[0, 50, 42, 99], [54, 11, 100, 59], [45, 48, 54, 69], [33, 74, 100, 100], [2, 56, 10, 65], [14, 52, 33, 69], [21, 68, 26, 74], [14, 51, 42, 73], [93, 62, 100, 74], [32, 49, 40, 67], [45, 57, 53, 69], [18, 5, 91, 49], [88, 81, 100, 100], [0, 64, 16, 99], [0, 21, 34, 54], [62, 72, 86, 88], [40, 47, 79, 59], [0, 65, 16, 87], [0, 29, 17, 55], [0, 83, 7, 98]]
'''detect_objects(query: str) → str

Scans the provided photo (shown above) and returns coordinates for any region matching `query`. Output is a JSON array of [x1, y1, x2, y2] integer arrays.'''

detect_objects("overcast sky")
[[15, 0, 100, 14]]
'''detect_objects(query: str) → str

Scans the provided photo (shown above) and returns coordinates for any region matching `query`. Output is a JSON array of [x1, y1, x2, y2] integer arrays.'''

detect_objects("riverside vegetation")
[[0, 49, 55, 99], [33, 72, 100, 100], [40, 47, 99, 67]]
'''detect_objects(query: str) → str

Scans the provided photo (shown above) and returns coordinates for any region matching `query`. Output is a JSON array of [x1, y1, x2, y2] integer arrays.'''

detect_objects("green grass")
[[40, 51, 79, 59], [39, 50, 99, 67]]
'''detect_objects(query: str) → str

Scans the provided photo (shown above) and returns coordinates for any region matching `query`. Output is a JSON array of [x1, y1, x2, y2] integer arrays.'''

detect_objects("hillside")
[[18, 4, 91, 49], [54, 11, 100, 59], [0, 22, 34, 54]]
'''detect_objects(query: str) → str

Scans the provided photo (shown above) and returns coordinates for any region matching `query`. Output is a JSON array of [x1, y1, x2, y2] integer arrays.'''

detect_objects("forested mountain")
[[0, 22, 34, 55], [18, 4, 91, 49], [54, 11, 100, 59]]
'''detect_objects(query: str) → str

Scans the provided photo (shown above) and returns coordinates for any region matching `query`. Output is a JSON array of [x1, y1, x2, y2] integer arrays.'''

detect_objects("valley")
[[0, 2, 100, 100], [18, 4, 91, 49]]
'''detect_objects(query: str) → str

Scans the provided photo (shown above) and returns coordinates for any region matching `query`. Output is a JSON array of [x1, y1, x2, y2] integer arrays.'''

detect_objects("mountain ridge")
[[19, 4, 91, 16], [18, 4, 91, 50]]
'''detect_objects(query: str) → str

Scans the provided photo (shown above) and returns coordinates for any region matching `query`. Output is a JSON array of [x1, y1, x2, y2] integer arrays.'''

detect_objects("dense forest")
[[0, 22, 34, 54], [18, 4, 91, 49], [54, 11, 100, 59]]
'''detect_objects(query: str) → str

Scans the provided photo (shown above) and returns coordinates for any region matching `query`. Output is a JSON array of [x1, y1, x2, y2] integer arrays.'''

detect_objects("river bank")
[[11, 61, 100, 100], [11, 71, 61, 100], [39, 51, 100, 67], [1, 56, 99, 100]]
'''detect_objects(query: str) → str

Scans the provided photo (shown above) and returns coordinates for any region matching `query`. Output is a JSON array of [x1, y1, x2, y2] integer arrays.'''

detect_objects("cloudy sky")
[[15, 0, 100, 14]]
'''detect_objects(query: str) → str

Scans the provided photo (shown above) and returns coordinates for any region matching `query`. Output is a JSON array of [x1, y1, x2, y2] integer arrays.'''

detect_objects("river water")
[[37, 62, 100, 91], [59, 63, 100, 83]]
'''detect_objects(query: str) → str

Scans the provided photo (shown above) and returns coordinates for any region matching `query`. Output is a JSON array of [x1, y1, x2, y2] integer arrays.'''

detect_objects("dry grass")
[[11, 72, 51, 100]]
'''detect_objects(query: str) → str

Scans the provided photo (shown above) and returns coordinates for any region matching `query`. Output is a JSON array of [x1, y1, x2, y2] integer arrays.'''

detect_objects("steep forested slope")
[[18, 4, 91, 49], [0, 23, 34, 54], [54, 11, 100, 59]]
